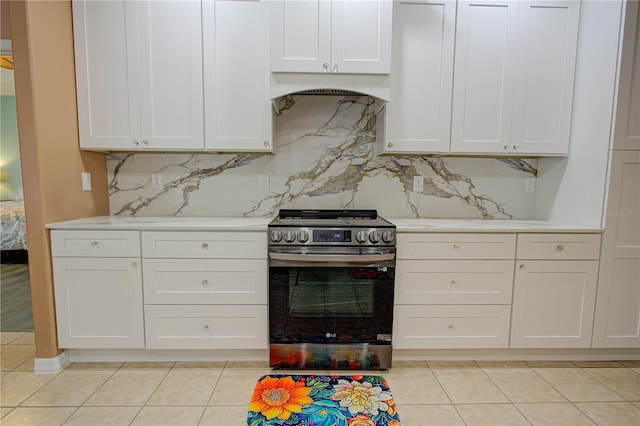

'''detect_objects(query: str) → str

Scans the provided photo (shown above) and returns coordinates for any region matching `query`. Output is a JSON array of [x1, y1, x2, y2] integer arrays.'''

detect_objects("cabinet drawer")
[[144, 305, 267, 349], [143, 259, 267, 304], [395, 260, 514, 305], [142, 231, 267, 259], [51, 230, 141, 257], [517, 234, 601, 260], [397, 233, 516, 260], [393, 305, 511, 349]]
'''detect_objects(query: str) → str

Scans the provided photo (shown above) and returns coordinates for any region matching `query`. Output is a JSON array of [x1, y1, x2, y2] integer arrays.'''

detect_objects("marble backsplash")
[[108, 95, 537, 219]]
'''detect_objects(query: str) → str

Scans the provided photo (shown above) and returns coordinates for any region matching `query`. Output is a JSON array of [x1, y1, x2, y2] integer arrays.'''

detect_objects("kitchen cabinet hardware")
[[556, 244, 565, 252], [131, 262, 138, 269], [90, 241, 101, 249], [201, 279, 209, 287], [201, 242, 208, 250]]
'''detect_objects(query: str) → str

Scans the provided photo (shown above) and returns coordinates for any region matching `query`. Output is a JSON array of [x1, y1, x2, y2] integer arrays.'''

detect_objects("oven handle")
[[268, 251, 395, 263]]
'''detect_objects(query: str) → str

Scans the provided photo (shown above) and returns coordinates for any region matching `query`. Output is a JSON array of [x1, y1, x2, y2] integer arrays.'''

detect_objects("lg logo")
[[325, 333, 336, 338]]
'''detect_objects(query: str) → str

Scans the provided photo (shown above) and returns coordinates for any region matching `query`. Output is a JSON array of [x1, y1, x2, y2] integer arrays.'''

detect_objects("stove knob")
[[297, 230, 309, 243], [369, 230, 381, 244], [382, 231, 395, 243], [270, 230, 283, 242], [355, 230, 368, 244], [283, 230, 296, 243]]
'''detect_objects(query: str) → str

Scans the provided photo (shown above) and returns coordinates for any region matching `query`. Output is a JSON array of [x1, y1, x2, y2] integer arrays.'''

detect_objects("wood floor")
[[0, 261, 33, 331]]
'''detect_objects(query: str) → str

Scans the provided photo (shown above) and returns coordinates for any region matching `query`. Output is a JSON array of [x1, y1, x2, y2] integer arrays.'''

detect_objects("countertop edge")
[[45, 216, 603, 233]]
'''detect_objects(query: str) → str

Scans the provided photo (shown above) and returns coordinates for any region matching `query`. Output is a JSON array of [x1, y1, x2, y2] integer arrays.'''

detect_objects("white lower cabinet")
[[51, 230, 145, 349], [144, 305, 267, 349], [394, 233, 515, 349], [53, 258, 145, 349], [141, 231, 268, 350], [510, 234, 601, 348]]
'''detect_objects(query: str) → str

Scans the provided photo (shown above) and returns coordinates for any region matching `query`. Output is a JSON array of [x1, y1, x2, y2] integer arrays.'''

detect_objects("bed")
[[1, 188, 28, 251]]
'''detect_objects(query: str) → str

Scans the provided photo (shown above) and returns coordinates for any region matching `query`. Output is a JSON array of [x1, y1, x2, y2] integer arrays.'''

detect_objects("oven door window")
[[269, 266, 394, 344]]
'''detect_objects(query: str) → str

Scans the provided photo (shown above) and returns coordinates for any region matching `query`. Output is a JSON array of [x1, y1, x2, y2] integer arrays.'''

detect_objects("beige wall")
[[9, 0, 109, 358]]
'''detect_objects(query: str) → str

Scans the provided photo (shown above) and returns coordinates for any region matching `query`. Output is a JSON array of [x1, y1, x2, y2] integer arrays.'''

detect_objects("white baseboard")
[[34, 351, 70, 374]]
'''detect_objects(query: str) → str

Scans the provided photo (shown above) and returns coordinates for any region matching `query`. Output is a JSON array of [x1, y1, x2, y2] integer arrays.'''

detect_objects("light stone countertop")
[[46, 216, 603, 233]]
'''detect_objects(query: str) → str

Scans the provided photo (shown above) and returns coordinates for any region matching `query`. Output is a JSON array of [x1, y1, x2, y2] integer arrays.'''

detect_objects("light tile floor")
[[1, 332, 639, 425]]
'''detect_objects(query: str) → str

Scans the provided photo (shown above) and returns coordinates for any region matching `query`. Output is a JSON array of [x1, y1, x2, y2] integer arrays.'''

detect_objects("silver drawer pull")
[[201, 279, 209, 287], [131, 262, 138, 269], [90, 241, 101, 249], [556, 244, 565, 252], [201, 243, 208, 250], [448, 325, 455, 332], [202, 325, 210, 332]]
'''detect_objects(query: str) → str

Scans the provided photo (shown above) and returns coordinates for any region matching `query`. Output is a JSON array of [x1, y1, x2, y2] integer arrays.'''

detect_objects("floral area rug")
[[247, 374, 401, 425]]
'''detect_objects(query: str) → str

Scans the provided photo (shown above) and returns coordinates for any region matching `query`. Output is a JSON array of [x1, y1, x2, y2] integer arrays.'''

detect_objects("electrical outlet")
[[413, 176, 424, 193], [525, 178, 536, 193], [151, 174, 163, 190], [258, 174, 270, 190]]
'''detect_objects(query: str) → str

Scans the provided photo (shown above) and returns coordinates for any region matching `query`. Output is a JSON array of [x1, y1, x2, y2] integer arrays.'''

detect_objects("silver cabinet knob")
[[202, 325, 210, 332], [448, 325, 455, 332], [504, 145, 509, 152], [387, 142, 394, 149], [519, 264, 526, 271], [131, 261, 138, 269], [201, 279, 209, 287], [142, 139, 149, 147], [332, 63, 339, 72], [556, 244, 565, 252], [322, 62, 329, 72], [133, 140, 139, 147], [450, 280, 457, 288], [452, 244, 461, 251], [264, 141, 270, 149], [90, 241, 101, 249], [201, 242, 208, 250]]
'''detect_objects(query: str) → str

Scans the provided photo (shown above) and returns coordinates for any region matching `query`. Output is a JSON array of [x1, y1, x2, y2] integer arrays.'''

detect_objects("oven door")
[[268, 246, 395, 345]]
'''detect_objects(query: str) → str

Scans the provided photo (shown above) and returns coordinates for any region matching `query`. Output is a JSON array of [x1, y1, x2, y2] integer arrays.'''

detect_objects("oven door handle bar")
[[268, 252, 395, 263]]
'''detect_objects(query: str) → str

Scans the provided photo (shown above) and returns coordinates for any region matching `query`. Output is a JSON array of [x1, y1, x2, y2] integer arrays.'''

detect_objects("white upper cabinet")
[[73, 0, 204, 151], [613, 0, 640, 151], [203, 0, 273, 153], [270, 0, 392, 74], [451, 0, 580, 156], [381, 0, 456, 154]]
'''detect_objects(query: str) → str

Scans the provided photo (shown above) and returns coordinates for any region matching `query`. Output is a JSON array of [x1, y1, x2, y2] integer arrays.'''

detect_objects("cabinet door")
[[73, 0, 141, 150], [592, 150, 640, 347], [203, 0, 272, 152], [330, 0, 393, 74], [53, 257, 144, 349], [510, 260, 599, 348], [602, 151, 640, 259], [592, 258, 640, 347], [451, 0, 519, 154], [510, 1, 580, 155], [383, 0, 455, 153], [269, 0, 332, 73], [613, 0, 640, 151], [137, 0, 204, 150]]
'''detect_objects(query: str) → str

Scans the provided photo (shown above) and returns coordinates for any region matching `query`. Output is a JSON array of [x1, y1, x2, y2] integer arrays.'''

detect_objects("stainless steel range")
[[268, 209, 396, 369]]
